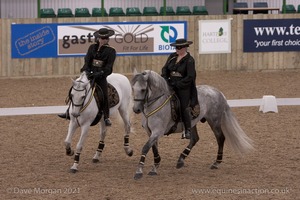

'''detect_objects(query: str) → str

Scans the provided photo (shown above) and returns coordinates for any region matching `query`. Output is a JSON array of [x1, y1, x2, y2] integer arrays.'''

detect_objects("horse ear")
[[133, 68, 138, 75]]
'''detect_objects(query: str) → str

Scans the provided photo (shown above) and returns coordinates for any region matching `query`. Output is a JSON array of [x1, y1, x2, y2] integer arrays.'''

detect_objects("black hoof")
[[92, 159, 99, 163], [69, 168, 78, 173], [127, 150, 133, 157], [66, 150, 74, 156], [134, 173, 143, 180], [210, 163, 219, 169], [176, 162, 184, 169], [148, 171, 158, 176]]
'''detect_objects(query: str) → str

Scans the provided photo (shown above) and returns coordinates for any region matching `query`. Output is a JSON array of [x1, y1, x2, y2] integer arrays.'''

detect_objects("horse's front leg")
[[176, 126, 199, 169], [134, 135, 158, 180], [123, 121, 133, 157], [148, 142, 161, 176], [70, 125, 90, 173], [64, 121, 78, 157], [92, 121, 107, 163], [118, 107, 133, 157]]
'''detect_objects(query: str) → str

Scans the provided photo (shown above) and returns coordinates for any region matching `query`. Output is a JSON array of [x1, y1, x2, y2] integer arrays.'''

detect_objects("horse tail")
[[221, 106, 254, 155]]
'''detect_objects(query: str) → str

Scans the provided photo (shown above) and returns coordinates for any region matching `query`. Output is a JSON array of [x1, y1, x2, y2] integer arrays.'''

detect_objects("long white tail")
[[221, 107, 254, 155]]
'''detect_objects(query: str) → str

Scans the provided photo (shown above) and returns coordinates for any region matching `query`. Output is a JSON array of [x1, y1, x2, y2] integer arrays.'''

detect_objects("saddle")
[[165, 94, 201, 135], [91, 83, 119, 126]]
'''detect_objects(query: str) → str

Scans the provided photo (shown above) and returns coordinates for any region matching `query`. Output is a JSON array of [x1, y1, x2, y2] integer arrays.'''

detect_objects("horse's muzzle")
[[133, 107, 142, 114], [72, 113, 80, 118]]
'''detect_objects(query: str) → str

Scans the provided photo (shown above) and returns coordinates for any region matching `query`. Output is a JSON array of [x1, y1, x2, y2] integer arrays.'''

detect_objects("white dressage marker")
[[259, 95, 278, 113]]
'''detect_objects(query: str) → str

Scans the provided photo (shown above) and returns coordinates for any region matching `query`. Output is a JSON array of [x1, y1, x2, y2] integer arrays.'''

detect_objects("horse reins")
[[134, 85, 173, 118], [144, 94, 173, 118], [71, 82, 96, 126]]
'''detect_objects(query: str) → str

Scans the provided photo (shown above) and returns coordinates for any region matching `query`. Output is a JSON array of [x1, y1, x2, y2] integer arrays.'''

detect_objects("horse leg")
[[210, 126, 225, 169], [119, 109, 133, 157], [70, 126, 90, 173], [64, 122, 78, 157], [176, 126, 199, 169], [134, 135, 159, 180], [92, 122, 107, 163], [148, 141, 161, 176]]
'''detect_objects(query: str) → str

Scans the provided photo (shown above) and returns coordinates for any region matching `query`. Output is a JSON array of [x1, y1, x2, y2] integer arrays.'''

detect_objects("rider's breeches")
[[95, 78, 109, 119], [175, 88, 191, 130]]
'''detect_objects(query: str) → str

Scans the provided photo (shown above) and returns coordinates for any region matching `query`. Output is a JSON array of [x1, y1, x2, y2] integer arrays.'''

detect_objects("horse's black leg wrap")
[[181, 147, 191, 159], [124, 136, 129, 147], [97, 141, 105, 153], [74, 153, 80, 163], [139, 154, 146, 165]]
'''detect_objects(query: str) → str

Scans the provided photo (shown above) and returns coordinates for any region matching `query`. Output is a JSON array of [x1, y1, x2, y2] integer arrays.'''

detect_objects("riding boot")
[[103, 102, 111, 126], [181, 108, 192, 139], [97, 88, 111, 126], [58, 108, 70, 120]]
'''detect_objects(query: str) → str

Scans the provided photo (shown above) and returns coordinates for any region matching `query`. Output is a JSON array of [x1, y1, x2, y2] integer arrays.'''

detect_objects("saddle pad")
[[108, 83, 119, 108], [170, 94, 200, 121]]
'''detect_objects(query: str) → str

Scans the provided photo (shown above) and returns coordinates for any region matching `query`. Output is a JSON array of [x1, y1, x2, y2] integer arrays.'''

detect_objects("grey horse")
[[131, 70, 254, 180]]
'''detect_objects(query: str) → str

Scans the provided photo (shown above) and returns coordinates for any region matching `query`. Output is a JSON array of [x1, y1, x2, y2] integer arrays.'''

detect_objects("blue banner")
[[244, 19, 300, 52], [11, 21, 187, 59], [12, 24, 57, 58]]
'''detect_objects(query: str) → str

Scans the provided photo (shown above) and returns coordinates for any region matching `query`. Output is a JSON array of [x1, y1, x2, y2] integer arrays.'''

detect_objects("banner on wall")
[[11, 21, 187, 59], [198, 19, 231, 54], [244, 19, 300, 52]]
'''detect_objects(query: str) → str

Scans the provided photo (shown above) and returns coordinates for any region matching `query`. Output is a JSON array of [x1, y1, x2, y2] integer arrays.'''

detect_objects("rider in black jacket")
[[161, 38, 198, 139], [58, 28, 116, 126]]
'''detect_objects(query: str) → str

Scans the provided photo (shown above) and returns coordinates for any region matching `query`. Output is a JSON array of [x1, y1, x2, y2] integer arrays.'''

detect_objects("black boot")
[[104, 118, 112, 126], [103, 98, 111, 126], [181, 108, 192, 139], [182, 128, 191, 139], [58, 109, 70, 120]]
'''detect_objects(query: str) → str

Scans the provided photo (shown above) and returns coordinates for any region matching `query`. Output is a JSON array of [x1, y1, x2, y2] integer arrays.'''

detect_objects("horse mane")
[[132, 70, 172, 95]]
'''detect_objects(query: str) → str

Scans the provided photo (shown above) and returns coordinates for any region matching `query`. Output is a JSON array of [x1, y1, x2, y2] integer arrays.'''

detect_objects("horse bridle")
[[133, 82, 172, 118], [70, 81, 95, 113]]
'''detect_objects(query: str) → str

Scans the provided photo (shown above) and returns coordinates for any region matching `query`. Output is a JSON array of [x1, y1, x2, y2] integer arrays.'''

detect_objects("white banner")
[[199, 19, 231, 54], [57, 21, 187, 56]]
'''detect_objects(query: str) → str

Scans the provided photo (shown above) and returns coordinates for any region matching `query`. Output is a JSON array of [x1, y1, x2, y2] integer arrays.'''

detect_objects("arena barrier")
[[0, 14, 299, 78]]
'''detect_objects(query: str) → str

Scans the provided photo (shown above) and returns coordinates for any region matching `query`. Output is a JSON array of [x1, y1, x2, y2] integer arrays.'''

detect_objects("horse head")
[[70, 73, 91, 117], [131, 69, 171, 114]]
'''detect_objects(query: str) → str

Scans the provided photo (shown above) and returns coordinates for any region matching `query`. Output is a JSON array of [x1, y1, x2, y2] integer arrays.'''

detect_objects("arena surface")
[[0, 70, 299, 200]]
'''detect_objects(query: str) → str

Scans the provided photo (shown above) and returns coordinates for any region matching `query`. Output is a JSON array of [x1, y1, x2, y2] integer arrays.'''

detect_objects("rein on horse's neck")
[[80, 86, 95, 113], [146, 93, 165, 107], [143, 82, 173, 118], [73, 79, 95, 113], [144, 94, 173, 118]]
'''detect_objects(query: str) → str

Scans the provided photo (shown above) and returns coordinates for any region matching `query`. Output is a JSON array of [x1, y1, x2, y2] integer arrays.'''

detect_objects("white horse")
[[64, 71, 133, 173], [131, 70, 254, 179]]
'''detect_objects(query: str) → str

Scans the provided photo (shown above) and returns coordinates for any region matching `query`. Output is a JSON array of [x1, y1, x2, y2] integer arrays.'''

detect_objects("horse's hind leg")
[[176, 126, 199, 169], [210, 126, 225, 169], [119, 107, 133, 157], [148, 142, 161, 176]]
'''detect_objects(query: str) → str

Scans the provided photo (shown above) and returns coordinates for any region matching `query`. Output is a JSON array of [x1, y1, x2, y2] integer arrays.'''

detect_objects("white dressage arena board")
[[0, 98, 299, 116]]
